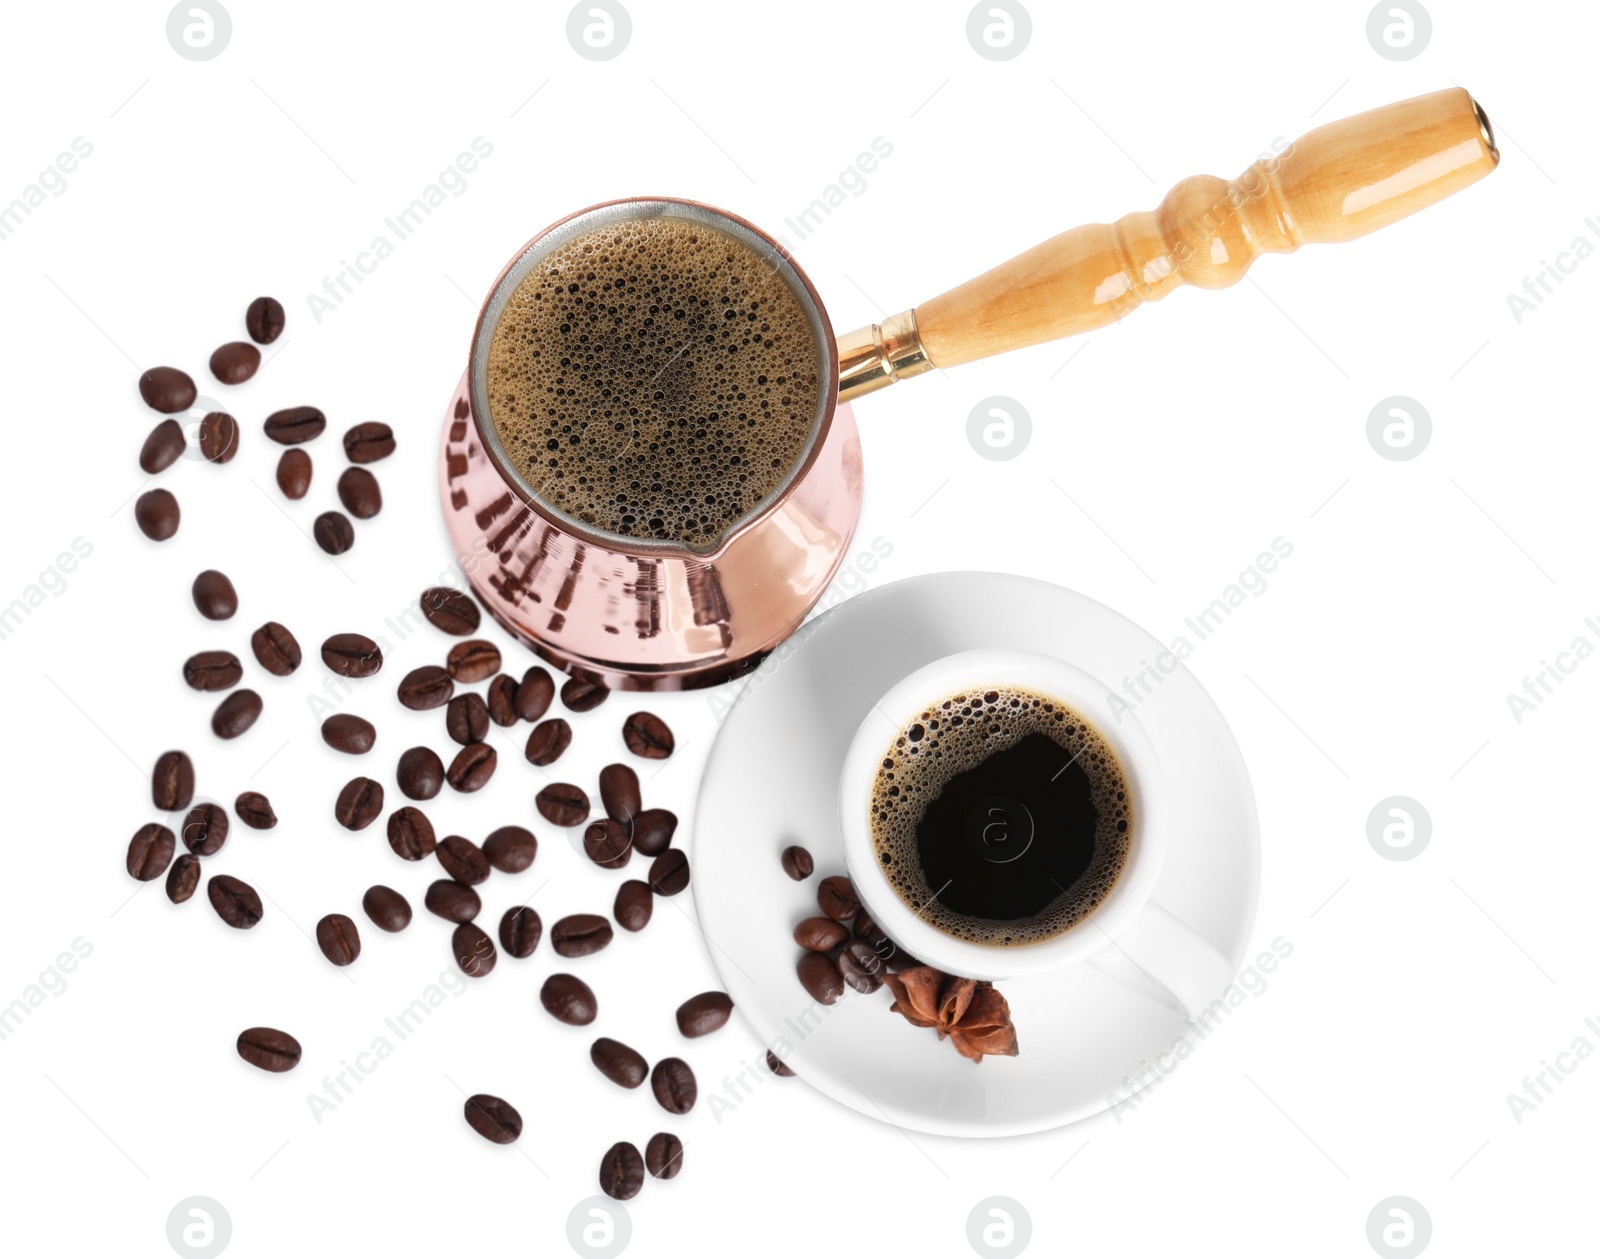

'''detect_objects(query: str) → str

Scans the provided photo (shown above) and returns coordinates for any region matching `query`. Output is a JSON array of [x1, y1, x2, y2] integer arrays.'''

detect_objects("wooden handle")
[[836, 88, 1498, 396]]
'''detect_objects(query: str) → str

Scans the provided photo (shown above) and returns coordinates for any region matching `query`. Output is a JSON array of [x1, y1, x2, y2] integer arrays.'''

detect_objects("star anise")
[[882, 965, 1019, 1063]]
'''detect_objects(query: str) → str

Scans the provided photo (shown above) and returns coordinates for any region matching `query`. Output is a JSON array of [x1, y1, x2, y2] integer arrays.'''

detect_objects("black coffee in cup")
[[869, 686, 1132, 945], [483, 215, 824, 547]]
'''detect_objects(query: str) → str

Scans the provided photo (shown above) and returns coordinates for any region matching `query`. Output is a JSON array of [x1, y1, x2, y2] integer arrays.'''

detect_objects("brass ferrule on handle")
[[836, 309, 933, 402]]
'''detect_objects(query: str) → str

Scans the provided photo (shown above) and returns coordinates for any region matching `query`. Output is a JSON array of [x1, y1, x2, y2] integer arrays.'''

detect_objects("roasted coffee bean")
[[645, 1132, 684, 1180], [235, 791, 276, 829], [316, 913, 361, 966], [237, 1026, 300, 1072], [794, 917, 849, 953], [138, 365, 196, 413], [208, 874, 263, 928], [561, 676, 608, 712], [152, 750, 195, 811], [321, 713, 375, 754], [536, 783, 589, 826], [191, 569, 237, 620], [210, 341, 260, 385], [614, 880, 653, 932], [166, 853, 200, 904], [446, 692, 490, 745], [397, 746, 444, 800], [649, 849, 690, 897], [343, 421, 395, 463], [362, 885, 412, 933], [766, 1049, 795, 1077], [632, 809, 678, 858], [437, 835, 490, 885], [650, 1058, 697, 1115], [498, 905, 541, 958], [817, 875, 860, 922], [836, 938, 886, 994], [852, 909, 883, 947], [321, 632, 382, 678], [139, 418, 185, 473], [135, 488, 180, 540], [514, 667, 554, 722], [313, 510, 354, 555], [796, 951, 844, 1005], [397, 665, 453, 711], [622, 711, 675, 759], [127, 823, 175, 881], [524, 718, 571, 766], [446, 639, 500, 684], [485, 674, 518, 726], [424, 879, 480, 923], [196, 411, 240, 463], [334, 776, 384, 830], [182, 803, 229, 856], [263, 405, 326, 444], [781, 844, 814, 881], [583, 819, 631, 870], [246, 296, 286, 345], [463, 1093, 521, 1143], [551, 914, 613, 958], [276, 448, 312, 499], [540, 973, 597, 1025], [212, 688, 263, 739], [420, 586, 479, 635], [483, 825, 537, 874], [453, 921, 497, 977], [337, 466, 381, 518], [599, 763, 641, 824], [590, 1038, 648, 1089], [386, 806, 436, 860], [446, 743, 496, 792], [676, 991, 733, 1039], [251, 621, 301, 675], [599, 1142, 645, 1201], [183, 650, 242, 691]]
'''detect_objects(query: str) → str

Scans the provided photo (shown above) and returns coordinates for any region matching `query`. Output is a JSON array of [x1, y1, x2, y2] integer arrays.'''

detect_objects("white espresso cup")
[[838, 649, 1233, 1020]]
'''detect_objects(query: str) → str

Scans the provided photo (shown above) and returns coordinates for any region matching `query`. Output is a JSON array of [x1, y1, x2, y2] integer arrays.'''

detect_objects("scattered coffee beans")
[[796, 951, 844, 1005], [599, 763, 641, 824], [485, 674, 518, 726], [343, 421, 395, 463], [483, 825, 537, 874], [127, 823, 176, 881], [780, 844, 814, 881], [536, 783, 590, 827], [514, 667, 554, 722], [650, 1058, 697, 1115], [446, 639, 501, 683], [420, 586, 480, 635], [766, 1049, 795, 1077], [166, 853, 200, 904], [794, 917, 848, 952], [152, 750, 195, 811], [334, 777, 384, 830], [321, 632, 382, 678], [387, 806, 436, 860], [210, 341, 260, 384], [362, 885, 412, 933], [541, 973, 597, 1025], [182, 803, 229, 855], [321, 713, 375, 754], [463, 1093, 521, 1144], [245, 296, 286, 345], [561, 676, 609, 712], [446, 693, 490, 744], [551, 913, 613, 958], [590, 1038, 648, 1089], [645, 1132, 684, 1180], [276, 448, 312, 499], [425, 879, 480, 923], [398, 665, 454, 711], [436, 835, 490, 885], [675, 991, 733, 1038], [632, 809, 678, 857], [316, 913, 361, 966], [524, 718, 572, 766], [208, 874, 263, 928], [314, 511, 354, 555], [197, 411, 240, 463], [446, 743, 496, 792], [263, 406, 326, 444], [396, 747, 444, 800], [237, 1026, 300, 1072], [139, 366, 196, 413], [837, 938, 885, 993], [498, 906, 541, 958], [251, 621, 302, 675], [212, 688, 263, 739], [817, 875, 860, 922], [583, 819, 631, 870], [453, 921, 497, 977], [649, 849, 690, 897], [183, 650, 241, 691], [192, 569, 238, 620], [622, 712, 674, 759], [614, 880, 653, 932], [140, 418, 185, 473], [600, 1142, 645, 1201], [337, 466, 381, 519], [235, 791, 276, 829], [135, 488, 180, 540]]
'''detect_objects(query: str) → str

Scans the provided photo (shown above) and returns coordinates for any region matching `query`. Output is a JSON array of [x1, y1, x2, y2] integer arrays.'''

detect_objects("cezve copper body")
[[440, 87, 1499, 689]]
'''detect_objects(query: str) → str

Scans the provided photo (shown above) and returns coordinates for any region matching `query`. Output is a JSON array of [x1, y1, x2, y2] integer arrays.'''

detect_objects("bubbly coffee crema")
[[483, 215, 824, 547], [870, 686, 1132, 946]]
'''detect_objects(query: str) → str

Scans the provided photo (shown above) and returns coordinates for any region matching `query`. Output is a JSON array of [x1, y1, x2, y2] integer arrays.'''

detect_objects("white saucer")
[[691, 572, 1260, 1137]]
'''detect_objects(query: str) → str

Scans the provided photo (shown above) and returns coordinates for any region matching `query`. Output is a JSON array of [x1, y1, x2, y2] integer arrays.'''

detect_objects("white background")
[[1, 1, 1595, 1256]]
